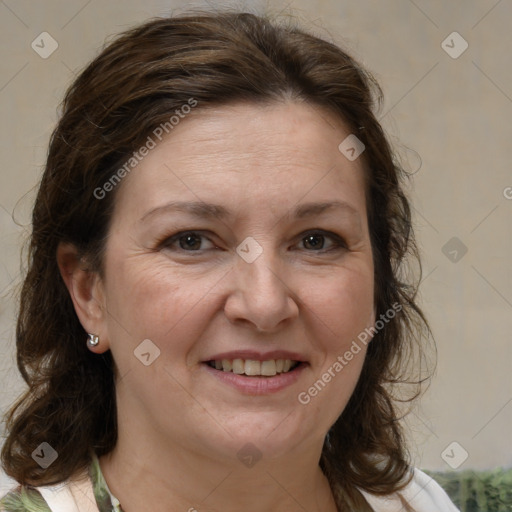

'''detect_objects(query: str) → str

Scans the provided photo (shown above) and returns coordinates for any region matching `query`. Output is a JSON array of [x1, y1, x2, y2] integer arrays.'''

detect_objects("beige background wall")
[[1, 0, 511, 489]]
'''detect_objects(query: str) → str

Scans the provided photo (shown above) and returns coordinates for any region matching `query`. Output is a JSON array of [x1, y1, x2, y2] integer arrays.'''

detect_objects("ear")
[[56, 242, 110, 353]]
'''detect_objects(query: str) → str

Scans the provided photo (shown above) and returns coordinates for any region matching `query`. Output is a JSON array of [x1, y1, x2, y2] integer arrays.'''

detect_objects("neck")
[[99, 432, 338, 512]]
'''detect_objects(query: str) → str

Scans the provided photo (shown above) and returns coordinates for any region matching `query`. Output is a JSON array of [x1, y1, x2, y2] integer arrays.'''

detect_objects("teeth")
[[244, 360, 261, 376], [209, 358, 299, 376], [232, 359, 245, 374], [261, 360, 276, 376]]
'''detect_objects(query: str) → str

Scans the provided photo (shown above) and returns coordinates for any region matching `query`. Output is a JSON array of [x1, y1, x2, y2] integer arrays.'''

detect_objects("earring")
[[87, 334, 99, 347]]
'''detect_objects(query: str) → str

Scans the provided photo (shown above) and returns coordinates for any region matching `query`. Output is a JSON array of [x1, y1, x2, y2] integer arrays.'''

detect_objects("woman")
[[0, 11, 459, 512]]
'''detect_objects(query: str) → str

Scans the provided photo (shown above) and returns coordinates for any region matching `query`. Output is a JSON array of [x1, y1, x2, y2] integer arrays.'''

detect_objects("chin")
[[201, 412, 316, 462]]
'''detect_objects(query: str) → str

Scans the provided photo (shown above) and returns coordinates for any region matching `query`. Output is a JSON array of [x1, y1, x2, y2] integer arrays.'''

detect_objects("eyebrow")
[[140, 200, 361, 223]]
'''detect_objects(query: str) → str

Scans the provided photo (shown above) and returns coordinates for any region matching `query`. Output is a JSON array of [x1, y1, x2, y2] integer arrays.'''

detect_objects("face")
[[94, 101, 375, 463]]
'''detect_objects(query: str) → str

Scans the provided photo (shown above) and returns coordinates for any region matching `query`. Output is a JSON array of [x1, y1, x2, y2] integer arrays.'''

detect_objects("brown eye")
[[178, 233, 203, 250], [299, 231, 346, 252], [160, 231, 216, 252], [303, 234, 326, 250]]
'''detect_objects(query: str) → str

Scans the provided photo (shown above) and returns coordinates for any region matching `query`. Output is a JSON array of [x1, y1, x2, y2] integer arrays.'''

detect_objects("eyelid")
[[159, 229, 347, 253], [296, 229, 347, 251], [158, 230, 218, 251]]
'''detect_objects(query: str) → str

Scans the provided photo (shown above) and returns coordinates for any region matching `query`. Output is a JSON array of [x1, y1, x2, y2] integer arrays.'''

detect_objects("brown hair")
[[1, 10, 432, 511]]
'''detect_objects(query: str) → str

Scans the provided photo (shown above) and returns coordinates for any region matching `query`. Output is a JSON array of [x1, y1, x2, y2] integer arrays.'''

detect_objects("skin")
[[58, 101, 376, 512]]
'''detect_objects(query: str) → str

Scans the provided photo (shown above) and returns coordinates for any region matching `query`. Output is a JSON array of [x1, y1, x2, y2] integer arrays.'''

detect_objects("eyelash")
[[158, 230, 347, 254]]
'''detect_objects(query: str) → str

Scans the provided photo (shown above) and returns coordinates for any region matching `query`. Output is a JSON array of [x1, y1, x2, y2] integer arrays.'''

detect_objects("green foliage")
[[425, 467, 512, 512]]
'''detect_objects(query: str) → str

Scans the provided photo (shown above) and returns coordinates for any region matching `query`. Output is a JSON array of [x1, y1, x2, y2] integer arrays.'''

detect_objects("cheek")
[[302, 268, 373, 421], [102, 256, 215, 346], [304, 265, 374, 348]]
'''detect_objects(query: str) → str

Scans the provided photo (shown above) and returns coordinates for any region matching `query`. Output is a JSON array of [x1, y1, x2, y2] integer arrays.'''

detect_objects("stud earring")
[[87, 333, 99, 347]]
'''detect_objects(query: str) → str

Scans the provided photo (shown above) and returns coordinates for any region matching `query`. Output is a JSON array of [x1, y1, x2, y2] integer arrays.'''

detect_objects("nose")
[[223, 249, 299, 333]]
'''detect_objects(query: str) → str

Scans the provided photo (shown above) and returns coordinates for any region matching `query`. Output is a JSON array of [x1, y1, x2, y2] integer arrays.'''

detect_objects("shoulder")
[[359, 468, 460, 512]]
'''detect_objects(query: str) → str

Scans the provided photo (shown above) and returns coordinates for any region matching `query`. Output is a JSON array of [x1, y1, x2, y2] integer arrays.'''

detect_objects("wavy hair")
[[1, 11, 433, 511]]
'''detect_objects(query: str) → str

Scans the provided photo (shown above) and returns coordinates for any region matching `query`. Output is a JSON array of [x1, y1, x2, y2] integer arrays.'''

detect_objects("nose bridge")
[[238, 242, 286, 298], [225, 240, 298, 331], [245, 251, 282, 292]]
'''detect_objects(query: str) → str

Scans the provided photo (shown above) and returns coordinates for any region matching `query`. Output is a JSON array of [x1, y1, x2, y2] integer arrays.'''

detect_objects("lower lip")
[[202, 363, 307, 395]]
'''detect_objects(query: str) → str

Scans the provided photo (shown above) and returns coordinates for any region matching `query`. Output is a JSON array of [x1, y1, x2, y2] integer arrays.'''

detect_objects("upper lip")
[[203, 350, 308, 363]]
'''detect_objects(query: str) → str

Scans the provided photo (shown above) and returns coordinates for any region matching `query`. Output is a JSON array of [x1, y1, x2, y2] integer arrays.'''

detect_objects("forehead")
[[112, 101, 368, 223]]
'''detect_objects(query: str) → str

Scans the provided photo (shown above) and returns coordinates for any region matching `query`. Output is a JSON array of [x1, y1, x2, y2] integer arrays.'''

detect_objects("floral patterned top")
[[1, 454, 460, 511], [0, 453, 122, 512]]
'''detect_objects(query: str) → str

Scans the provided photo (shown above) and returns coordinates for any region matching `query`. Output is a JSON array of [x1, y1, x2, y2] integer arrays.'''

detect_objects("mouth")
[[205, 358, 302, 377]]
